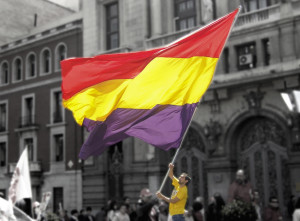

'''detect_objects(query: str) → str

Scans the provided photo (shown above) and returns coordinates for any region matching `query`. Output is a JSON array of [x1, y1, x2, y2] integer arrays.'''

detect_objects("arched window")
[[13, 57, 22, 82], [26, 53, 36, 79], [55, 44, 67, 71], [0, 61, 9, 85], [40, 48, 51, 75]]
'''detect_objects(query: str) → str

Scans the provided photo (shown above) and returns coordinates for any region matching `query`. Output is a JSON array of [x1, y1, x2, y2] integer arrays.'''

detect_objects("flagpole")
[[158, 7, 242, 193], [158, 106, 198, 192], [13, 205, 34, 221]]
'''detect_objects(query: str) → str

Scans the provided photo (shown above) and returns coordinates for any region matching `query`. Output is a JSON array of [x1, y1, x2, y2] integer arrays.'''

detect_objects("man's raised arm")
[[168, 163, 175, 180]]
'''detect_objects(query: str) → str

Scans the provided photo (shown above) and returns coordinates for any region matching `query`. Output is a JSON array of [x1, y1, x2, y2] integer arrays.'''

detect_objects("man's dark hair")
[[86, 206, 92, 211], [182, 173, 191, 185], [71, 209, 78, 215]]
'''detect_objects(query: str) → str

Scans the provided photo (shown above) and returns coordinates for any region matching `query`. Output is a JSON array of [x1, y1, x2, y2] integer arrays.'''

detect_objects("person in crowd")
[[32, 201, 41, 219], [158, 201, 168, 221], [288, 195, 296, 219], [228, 169, 253, 203], [86, 206, 95, 221], [184, 207, 194, 221], [264, 197, 282, 221], [192, 200, 203, 221], [107, 200, 118, 221], [156, 163, 191, 221], [58, 209, 70, 221], [252, 190, 262, 221], [113, 204, 130, 221], [95, 206, 106, 221], [293, 196, 300, 221], [206, 192, 225, 221], [135, 188, 158, 221], [78, 209, 86, 221], [123, 196, 136, 221], [194, 197, 205, 221], [70, 209, 79, 221]]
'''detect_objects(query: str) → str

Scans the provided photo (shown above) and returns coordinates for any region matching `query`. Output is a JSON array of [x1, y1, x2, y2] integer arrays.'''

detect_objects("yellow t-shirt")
[[169, 177, 188, 216]]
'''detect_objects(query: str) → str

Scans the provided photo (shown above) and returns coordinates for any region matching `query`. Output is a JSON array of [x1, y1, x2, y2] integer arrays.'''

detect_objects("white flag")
[[8, 147, 32, 204], [0, 197, 16, 221]]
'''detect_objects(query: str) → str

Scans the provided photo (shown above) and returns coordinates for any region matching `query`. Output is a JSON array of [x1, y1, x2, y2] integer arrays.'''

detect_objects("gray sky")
[[47, 0, 80, 11]]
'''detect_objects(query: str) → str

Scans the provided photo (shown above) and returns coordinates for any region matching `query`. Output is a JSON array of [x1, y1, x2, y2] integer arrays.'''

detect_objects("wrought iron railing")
[[18, 115, 37, 128]]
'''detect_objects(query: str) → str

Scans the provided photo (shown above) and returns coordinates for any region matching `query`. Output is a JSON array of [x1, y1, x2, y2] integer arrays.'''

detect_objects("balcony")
[[234, 4, 280, 29], [9, 161, 42, 174], [145, 5, 282, 49], [18, 115, 38, 128], [145, 28, 194, 49]]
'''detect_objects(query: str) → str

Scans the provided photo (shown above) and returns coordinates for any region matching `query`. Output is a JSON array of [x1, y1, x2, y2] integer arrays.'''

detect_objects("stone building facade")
[[0, 9, 83, 212], [81, 0, 300, 219]]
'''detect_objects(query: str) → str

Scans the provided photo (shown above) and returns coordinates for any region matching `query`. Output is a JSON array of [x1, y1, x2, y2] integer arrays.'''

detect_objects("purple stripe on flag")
[[79, 103, 197, 160]]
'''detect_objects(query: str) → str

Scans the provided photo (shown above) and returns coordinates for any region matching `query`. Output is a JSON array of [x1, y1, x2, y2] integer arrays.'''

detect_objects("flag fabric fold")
[[61, 8, 240, 160], [8, 147, 32, 204]]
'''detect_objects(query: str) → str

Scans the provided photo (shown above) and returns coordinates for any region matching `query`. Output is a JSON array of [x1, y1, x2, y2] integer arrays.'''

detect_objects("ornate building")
[[81, 0, 300, 219], [0, 0, 83, 213]]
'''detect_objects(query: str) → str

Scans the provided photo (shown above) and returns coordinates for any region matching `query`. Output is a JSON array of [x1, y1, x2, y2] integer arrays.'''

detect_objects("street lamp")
[[281, 90, 300, 150]]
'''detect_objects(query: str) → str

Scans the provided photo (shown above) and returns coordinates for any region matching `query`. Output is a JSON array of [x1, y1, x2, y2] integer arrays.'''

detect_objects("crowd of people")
[[17, 168, 300, 221]]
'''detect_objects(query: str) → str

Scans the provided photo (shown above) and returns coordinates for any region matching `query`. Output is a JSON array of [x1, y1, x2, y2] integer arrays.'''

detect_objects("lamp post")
[[281, 90, 300, 150]]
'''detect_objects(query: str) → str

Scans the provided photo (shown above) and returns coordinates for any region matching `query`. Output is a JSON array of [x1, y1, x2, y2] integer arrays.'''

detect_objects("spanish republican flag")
[[61, 8, 240, 160]]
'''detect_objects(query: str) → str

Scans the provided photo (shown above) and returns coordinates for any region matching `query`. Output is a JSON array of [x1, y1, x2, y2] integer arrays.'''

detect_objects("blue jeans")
[[172, 214, 185, 221]]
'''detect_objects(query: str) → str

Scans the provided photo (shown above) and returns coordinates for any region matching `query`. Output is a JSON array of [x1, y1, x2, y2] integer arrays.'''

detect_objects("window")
[[0, 62, 9, 85], [24, 138, 34, 161], [40, 48, 51, 74], [243, 0, 278, 12], [223, 48, 230, 74], [106, 2, 119, 50], [262, 38, 270, 66], [0, 142, 6, 167], [236, 42, 257, 71], [13, 57, 22, 82], [134, 138, 155, 162], [174, 0, 196, 31], [26, 53, 36, 79], [0, 103, 7, 132], [21, 95, 35, 128], [55, 44, 67, 71], [83, 129, 94, 166], [54, 134, 64, 162], [53, 187, 63, 213], [52, 91, 63, 123]]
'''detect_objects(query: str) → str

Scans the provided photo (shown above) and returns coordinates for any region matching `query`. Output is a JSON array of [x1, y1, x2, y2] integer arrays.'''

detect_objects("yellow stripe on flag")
[[63, 56, 218, 125]]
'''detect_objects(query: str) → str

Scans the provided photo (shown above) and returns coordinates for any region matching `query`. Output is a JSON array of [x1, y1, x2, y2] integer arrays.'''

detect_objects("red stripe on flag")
[[61, 48, 162, 100]]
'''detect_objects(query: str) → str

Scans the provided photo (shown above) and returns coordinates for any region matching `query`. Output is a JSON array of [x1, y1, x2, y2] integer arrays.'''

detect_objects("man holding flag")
[[156, 163, 191, 221]]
